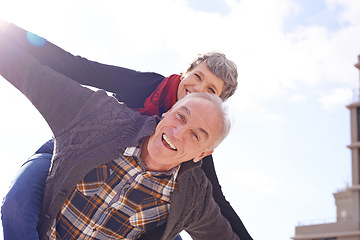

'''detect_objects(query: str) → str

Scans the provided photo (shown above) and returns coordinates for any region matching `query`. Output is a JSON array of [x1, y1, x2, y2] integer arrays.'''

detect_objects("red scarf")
[[132, 74, 181, 117]]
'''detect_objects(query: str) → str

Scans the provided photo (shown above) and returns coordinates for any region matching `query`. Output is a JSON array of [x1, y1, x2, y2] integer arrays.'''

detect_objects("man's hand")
[[0, 18, 9, 33]]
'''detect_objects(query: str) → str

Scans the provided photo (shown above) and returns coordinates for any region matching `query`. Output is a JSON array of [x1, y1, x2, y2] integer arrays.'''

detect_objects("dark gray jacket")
[[0, 34, 239, 240]]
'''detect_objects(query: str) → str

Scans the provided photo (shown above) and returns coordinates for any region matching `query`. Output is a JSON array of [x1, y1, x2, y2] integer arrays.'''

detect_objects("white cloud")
[[3, 0, 359, 107], [259, 108, 285, 123], [291, 94, 307, 102], [330, 0, 360, 24], [319, 87, 353, 111]]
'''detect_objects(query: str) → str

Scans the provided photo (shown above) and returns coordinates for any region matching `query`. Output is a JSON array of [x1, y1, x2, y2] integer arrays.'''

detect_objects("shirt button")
[[44, 214, 51, 219]]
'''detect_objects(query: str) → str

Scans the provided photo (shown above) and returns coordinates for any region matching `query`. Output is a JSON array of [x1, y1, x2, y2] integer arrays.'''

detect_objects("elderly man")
[[0, 33, 238, 239]]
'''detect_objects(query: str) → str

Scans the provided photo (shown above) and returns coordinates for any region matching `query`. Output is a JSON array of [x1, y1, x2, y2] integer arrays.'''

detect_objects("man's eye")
[[177, 113, 185, 121], [192, 131, 199, 141]]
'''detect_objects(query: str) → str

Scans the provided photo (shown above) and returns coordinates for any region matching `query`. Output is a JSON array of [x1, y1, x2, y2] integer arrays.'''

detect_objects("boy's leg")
[[1, 140, 53, 240]]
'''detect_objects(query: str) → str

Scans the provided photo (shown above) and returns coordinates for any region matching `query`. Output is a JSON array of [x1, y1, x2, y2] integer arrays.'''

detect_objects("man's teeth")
[[163, 134, 177, 150]]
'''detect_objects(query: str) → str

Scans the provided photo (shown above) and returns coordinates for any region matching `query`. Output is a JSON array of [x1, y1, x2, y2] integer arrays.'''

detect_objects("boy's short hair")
[[185, 52, 238, 101]]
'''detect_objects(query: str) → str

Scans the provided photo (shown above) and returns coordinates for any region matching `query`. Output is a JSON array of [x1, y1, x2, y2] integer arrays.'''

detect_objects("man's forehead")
[[177, 97, 205, 110], [177, 99, 213, 140], [177, 101, 197, 115]]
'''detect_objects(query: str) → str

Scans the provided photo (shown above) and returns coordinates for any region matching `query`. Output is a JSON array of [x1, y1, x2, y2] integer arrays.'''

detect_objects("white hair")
[[173, 92, 231, 150]]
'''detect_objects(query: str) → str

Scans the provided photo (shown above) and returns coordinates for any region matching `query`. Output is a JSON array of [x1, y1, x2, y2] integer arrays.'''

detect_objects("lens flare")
[[26, 31, 47, 47]]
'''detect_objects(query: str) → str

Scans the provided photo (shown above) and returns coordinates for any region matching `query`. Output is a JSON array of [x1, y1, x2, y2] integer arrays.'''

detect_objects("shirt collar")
[[123, 140, 180, 180]]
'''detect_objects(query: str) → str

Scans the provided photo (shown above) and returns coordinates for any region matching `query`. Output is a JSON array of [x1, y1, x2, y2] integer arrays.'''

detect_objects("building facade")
[[292, 56, 360, 240]]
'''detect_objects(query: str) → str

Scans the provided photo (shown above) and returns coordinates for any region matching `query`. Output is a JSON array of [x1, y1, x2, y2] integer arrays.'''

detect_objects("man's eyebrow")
[[180, 106, 190, 115], [199, 128, 209, 140]]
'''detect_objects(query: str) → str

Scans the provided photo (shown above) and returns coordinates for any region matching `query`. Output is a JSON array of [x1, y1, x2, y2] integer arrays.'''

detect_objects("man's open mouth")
[[162, 134, 177, 151]]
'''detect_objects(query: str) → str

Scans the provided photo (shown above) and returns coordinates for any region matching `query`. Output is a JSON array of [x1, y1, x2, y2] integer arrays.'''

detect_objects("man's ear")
[[193, 150, 214, 163]]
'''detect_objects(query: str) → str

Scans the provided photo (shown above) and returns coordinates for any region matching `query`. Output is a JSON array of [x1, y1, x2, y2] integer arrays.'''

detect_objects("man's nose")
[[173, 125, 187, 140]]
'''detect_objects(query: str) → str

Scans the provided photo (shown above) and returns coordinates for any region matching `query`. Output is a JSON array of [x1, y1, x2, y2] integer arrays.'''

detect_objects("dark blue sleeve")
[[4, 23, 165, 108]]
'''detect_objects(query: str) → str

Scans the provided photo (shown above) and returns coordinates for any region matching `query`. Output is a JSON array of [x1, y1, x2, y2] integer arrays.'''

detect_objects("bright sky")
[[0, 0, 360, 239]]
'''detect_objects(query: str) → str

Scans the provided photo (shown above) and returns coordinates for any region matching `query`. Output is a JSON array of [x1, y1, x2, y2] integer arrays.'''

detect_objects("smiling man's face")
[[141, 95, 222, 172]]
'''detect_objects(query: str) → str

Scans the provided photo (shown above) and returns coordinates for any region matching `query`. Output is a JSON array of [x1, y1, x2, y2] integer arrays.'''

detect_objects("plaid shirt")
[[46, 142, 179, 239]]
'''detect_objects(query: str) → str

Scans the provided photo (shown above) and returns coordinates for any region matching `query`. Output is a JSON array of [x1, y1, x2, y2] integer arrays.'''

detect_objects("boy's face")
[[177, 62, 224, 100]]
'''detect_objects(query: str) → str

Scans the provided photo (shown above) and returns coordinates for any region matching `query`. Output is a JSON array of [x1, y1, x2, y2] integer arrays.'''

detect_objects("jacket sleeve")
[[3, 23, 165, 108], [186, 174, 240, 240], [201, 155, 253, 240], [0, 33, 95, 137]]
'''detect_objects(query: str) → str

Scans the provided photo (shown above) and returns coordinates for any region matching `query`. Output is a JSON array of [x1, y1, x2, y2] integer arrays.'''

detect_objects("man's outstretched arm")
[[0, 33, 96, 137], [0, 19, 165, 108]]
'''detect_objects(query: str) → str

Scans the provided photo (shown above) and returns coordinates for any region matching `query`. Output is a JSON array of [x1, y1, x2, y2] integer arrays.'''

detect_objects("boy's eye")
[[195, 73, 201, 81], [208, 88, 216, 94]]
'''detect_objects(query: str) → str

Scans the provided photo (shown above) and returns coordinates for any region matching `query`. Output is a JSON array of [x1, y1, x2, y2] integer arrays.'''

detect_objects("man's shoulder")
[[177, 165, 210, 191]]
